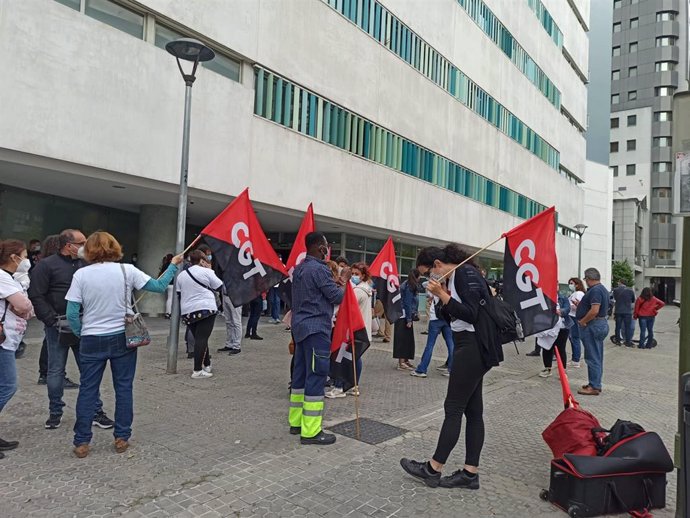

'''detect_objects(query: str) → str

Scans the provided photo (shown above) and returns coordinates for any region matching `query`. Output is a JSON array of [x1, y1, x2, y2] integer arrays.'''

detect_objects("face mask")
[[318, 246, 328, 260], [16, 258, 31, 274], [77, 246, 85, 259], [207, 255, 213, 262], [351, 275, 361, 285], [568, 283, 576, 292], [31, 245, 41, 253], [430, 272, 442, 281]]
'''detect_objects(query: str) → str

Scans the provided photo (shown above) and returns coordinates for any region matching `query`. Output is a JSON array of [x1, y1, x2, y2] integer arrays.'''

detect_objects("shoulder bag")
[[181, 267, 220, 325], [120, 264, 151, 348]]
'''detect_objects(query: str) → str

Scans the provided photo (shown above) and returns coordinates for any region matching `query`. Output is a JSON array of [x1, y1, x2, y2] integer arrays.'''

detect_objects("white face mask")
[[16, 258, 31, 274], [77, 246, 85, 259], [568, 283, 576, 292]]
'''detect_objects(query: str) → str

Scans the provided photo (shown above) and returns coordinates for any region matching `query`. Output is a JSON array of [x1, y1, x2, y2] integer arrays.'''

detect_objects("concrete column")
[[136, 205, 177, 316]]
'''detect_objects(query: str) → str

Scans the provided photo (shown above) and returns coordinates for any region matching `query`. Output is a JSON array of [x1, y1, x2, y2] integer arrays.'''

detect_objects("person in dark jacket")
[[400, 244, 500, 490], [393, 269, 421, 371], [35, 235, 60, 384], [28, 229, 113, 431]]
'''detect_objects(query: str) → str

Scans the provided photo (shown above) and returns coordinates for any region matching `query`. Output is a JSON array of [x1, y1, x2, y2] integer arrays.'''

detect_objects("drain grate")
[[329, 417, 408, 445]]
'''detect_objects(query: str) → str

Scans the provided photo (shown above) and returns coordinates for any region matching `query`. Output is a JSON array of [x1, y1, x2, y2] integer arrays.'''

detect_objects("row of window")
[[613, 18, 638, 32], [610, 164, 636, 176], [457, 0, 561, 108], [612, 37, 677, 57], [526, 0, 563, 47], [610, 114, 636, 128], [612, 66, 636, 80], [320, 0, 561, 172], [610, 140, 636, 153], [611, 86, 674, 104], [54, 0, 241, 82], [253, 67, 548, 220]]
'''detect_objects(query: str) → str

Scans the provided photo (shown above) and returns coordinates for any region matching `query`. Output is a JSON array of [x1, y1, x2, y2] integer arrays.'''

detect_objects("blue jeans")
[[638, 317, 655, 348], [0, 348, 17, 413], [614, 313, 634, 342], [581, 319, 609, 390], [246, 297, 262, 335], [45, 326, 103, 416], [416, 319, 454, 374], [73, 333, 137, 446], [269, 288, 281, 321], [568, 316, 581, 362]]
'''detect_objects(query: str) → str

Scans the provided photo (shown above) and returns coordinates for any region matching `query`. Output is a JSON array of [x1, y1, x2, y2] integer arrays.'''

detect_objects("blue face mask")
[[351, 275, 361, 285], [207, 255, 213, 262]]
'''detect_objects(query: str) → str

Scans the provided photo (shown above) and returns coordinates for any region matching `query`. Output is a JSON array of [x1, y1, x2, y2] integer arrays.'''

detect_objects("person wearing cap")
[[575, 268, 610, 396]]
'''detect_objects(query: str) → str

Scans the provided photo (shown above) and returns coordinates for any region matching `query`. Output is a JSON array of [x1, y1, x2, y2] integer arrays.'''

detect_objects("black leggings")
[[542, 328, 570, 370], [189, 315, 216, 371], [433, 331, 489, 466]]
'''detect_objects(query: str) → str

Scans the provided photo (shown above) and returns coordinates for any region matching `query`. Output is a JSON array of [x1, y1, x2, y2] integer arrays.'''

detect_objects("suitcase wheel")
[[539, 489, 549, 501], [567, 505, 581, 518]]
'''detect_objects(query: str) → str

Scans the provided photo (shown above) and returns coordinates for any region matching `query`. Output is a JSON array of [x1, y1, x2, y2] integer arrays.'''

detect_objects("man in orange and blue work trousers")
[[288, 232, 344, 445]]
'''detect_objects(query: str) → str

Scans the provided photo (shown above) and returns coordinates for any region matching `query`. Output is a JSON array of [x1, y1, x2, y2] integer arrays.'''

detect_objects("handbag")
[[0, 301, 7, 345], [120, 264, 151, 348]]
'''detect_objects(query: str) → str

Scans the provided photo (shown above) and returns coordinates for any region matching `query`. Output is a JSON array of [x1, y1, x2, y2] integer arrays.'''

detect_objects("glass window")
[[628, 91, 637, 101], [345, 234, 365, 251], [628, 66, 637, 77], [655, 86, 675, 96], [656, 37, 676, 47], [654, 111, 672, 122], [655, 61, 676, 72], [657, 12, 677, 22], [612, 70, 620, 80], [612, 46, 621, 57], [627, 115, 636, 126], [630, 18, 638, 29], [655, 188, 671, 198], [653, 137, 672, 147], [627, 139, 636, 151], [154, 23, 184, 50], [202, 53, 241, 82], [364, 237, 385, 253], [613, 22, 621, 33], [653, 162, 672, 172], [626, 164, 636, 176], [611, 94, 620, 104], [611, 165, 619, 177], [613, 0, 621, 8], [629, 42, 638, 53], [85, 0, 144, 39], [653, 214, 670, 224], [611, 117, 619, 128], [55, 0, 80, 10], [610, 141, 619, 152]]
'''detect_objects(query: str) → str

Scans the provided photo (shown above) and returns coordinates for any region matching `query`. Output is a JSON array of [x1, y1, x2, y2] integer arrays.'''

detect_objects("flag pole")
[[437, 235, 503, 282], [351, 339, 361, 441]]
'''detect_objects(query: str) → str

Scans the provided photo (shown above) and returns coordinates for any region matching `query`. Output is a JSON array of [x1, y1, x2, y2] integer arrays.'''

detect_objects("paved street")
[[0, 307, 681, 518]]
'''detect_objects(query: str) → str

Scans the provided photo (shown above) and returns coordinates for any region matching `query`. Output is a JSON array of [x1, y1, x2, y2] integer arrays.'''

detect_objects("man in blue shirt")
[[612, 280, 636, 346], [575, 268, 610, 396], [288, 232, 344, 445]]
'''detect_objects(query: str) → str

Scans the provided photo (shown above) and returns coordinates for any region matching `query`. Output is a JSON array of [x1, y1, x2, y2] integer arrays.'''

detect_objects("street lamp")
[[574, 223, 588, 278], [165, 38, 214, 374]]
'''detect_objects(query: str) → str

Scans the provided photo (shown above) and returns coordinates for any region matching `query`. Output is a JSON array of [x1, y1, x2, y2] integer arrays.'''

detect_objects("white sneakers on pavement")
[[191, 370, 213, 379], [538, 368, 552, 378], [325, 387, 346, 399]]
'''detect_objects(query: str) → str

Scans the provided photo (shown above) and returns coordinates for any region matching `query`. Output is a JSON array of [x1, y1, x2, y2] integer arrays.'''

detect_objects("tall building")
[[609, 0, 688, 299], [0, 0, 590, 315]]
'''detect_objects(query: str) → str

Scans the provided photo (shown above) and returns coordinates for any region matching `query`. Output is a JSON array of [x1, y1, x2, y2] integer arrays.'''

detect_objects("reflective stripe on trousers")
[[289, 388, 304, 428], [301, 395, 324, 438]]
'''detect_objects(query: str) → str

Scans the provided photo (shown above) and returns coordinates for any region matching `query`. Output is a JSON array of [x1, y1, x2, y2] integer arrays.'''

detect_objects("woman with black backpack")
[[400, 244, 501, 490]]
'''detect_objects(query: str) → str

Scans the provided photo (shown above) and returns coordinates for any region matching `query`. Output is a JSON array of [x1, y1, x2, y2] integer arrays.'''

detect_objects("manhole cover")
[[329, 418, 408, 445]]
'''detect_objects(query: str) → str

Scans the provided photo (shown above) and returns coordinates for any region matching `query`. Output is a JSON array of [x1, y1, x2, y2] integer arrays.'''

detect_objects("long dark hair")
[[406, 268, 421, 292], [42, 235, 61, 258], [416, 243, 475, 269], [640, 287, 653, 301], [159, 253, 173, 276]]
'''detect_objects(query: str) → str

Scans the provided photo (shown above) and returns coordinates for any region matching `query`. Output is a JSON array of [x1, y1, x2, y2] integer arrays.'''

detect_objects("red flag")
[[279, 204, 315, 305], [369, 237, 403, 323], [501, 206, 558, 336], [201, 189, 288, 307], [330, 283, 370, 392]]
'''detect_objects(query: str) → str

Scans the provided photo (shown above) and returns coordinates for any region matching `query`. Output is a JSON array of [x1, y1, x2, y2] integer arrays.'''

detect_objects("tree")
[[611, 259, 634, 287]]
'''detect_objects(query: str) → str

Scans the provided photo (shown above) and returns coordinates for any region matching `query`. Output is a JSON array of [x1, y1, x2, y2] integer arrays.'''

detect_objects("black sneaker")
[[250, 334, 264, 341], [290, 426, 301, 435], [244, 333, 251, 339], [0, 437, 19, 451], [300, 431, 336, 445], [187, 352, 194, 359], [92, 412, 114, 429], [624, 341, 634, 348], [439, 469, 480, 489], [228, 348, 241, 355], [45, 414, 62, 429], [14, 341, 26, 359], [63, 377, 80, 389], [400, 458, 441, 487], [217, 346, 233, 352], [37, 375, 47, 385], [526, 350, 541, 357]]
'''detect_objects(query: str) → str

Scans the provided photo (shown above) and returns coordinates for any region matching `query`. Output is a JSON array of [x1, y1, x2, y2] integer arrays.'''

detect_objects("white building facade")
[[0, 0, 590, 314]]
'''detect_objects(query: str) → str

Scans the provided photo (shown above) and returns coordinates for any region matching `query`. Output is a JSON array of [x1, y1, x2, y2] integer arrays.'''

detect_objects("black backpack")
[[479, 293, 525, 345], [594, 419, 646, 456]]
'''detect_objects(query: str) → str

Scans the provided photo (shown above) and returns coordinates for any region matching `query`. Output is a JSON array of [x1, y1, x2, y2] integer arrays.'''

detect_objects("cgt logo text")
[[380, 261, 401, 303], [231, 222, 267, 280], [514, 239, 549, 311]]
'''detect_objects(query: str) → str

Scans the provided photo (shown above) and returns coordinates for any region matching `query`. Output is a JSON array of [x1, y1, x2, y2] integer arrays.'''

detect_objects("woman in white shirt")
[[567, 277, 586, 368], [0, 240, 34, 458], [176, 250, 223, 379], [66, 232, 182, 459]]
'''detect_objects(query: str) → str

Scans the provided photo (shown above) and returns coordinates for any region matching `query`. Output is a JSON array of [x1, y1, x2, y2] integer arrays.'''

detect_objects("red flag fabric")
[[279, 204, 315, 305], [501, 206, 558, 336], [369, 237, 403, 323], [201, 189, 288, 307], [330, 283, 371, 392]]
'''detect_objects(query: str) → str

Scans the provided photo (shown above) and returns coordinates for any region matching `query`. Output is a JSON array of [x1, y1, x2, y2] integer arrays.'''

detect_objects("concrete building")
[[0, 0, 591, 314], [608, 0, 688, 300]]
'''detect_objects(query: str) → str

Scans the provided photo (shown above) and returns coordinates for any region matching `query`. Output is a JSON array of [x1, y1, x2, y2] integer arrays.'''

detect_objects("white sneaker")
[[325, 387, 346, 399], [191, 370, 213, 379], [410, 371, 427, 378], [539, 368, 552, 378], [442, 369, 450, 377], [203, 365, 212, 373], [347, 388, 360, 397], [569, 360, 581, 368]]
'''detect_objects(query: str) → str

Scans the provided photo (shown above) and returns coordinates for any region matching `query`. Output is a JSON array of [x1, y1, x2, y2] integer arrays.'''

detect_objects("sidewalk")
[[0, 308, 681, 517]]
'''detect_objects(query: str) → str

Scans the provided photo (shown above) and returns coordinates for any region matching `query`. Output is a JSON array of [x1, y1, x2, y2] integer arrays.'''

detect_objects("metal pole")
[[166, 81, 194, 374], [677, 217, 690, 517], [577, 235, 583, 278]]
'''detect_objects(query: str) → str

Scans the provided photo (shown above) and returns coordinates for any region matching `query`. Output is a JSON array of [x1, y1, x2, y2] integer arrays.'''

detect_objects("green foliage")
[[611, 259, 634, 287]]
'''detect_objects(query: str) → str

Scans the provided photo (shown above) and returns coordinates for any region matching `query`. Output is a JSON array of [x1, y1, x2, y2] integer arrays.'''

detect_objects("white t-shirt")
[[66, 263, 151, 336], [428, 294, 438, 321], [0, 271, 28, 351], [176, 265, 223, 315], [449, 272, 475, 333], [569, 290, 585, 314]]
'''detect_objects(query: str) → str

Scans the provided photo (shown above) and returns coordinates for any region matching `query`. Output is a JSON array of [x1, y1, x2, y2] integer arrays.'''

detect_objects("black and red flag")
[[502, 206, 558, 337], [201, 189, 288, 307], [369, 237, 403, 323], [330, 283, 370, 393], [279, 203, 315, 306]]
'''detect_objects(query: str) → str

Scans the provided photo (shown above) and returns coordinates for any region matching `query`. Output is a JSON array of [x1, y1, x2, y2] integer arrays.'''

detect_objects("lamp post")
[[574, 223, 588, 278], [165, 38, 214, 374]]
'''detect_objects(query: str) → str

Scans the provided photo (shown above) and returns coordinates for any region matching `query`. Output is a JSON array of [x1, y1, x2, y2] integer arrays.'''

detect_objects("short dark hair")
[[58, 229, 79, 250], [305, 232, 326, 249], [583, 268, 601, 281], [196, 244, 211, 254], [416, 243, 474, 268], [189, 250, 207, 265], [335, 256, 349, 266]]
